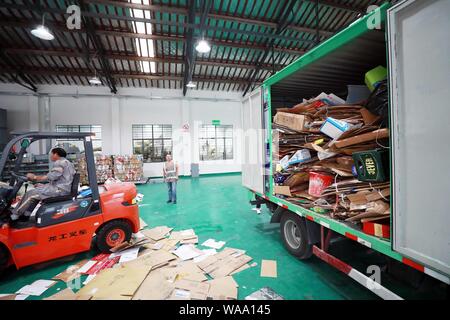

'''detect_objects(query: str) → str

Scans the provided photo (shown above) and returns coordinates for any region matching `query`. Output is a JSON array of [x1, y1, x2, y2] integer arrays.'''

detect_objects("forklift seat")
[[40, 173, 80, 204]]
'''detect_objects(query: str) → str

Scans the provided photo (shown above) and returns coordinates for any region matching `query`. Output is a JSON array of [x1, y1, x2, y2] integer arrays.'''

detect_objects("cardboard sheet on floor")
[[207, 276, 238, 300], [260, 260, 277, 278], [44, 288, 77, 300], [174, 279, 210, 296], [169, 229, 196, 241], [132, 270, 174, 300], [180, 236, 198, 245], [142, 226, 173, 241], [110, 247, 140, 263], [193, 249, 217, 263], [125, 249, 177, 269], [76, 266, 150, 299], [172, 245, 203, 261], [53, 259, 89, 282]]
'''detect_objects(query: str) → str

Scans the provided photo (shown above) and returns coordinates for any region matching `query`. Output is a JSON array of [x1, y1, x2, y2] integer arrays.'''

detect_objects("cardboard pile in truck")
[[273, 92, 390, 233], [38, 224, 253, 301]]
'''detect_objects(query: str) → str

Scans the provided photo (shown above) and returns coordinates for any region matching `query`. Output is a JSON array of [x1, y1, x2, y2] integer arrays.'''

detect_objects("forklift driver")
[[10, 147, 76, 221]]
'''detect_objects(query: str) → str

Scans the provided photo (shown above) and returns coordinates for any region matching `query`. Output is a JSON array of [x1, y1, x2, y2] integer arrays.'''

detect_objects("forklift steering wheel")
[[11, 172, 29, 182]]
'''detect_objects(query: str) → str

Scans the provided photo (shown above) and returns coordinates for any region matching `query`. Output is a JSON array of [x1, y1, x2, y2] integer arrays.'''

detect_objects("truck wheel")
[[280, 212, 312, 260], [96, 220, 132, 253]]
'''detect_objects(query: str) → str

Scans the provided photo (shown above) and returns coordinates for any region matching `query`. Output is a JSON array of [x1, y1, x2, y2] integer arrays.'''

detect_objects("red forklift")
[[0, 132, 140, 272]]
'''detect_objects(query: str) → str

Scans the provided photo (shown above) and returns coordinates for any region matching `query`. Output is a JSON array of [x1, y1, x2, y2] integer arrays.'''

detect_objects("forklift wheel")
[[280, 212, 312, 260], [96, 220, 132, 253]]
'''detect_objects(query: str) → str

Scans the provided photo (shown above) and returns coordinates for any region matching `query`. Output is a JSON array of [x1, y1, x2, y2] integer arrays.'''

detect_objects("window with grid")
[[55, 125, 102, 152], [199, 125, 233, 161], [132, 124, 172, 162]]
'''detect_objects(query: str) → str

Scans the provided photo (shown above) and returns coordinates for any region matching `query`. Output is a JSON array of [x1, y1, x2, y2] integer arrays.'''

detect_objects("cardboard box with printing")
[[274, 112, 307, 132]]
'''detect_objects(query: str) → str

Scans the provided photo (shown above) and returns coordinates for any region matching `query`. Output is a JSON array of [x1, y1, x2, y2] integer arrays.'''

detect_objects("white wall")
[[0, 84, 243, 177]]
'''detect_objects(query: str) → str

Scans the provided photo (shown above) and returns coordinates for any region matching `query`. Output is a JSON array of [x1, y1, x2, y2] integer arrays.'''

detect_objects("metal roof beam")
[[4, 47, 284, 71], [0, 19, 306, 56], [0, 67, 263, 85], [243, 0, 299, 96], [77, 0, 117, 94], [86, 0, 335, 37], [0, 48, 37, 92]]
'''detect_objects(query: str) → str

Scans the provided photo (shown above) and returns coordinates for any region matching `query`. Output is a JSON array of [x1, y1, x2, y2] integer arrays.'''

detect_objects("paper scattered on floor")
[[110, 247, 140, 263], [53, 259, 88, 282], [260, 260, 277, 278], [44, 288, 77, 300], [193, 249, 217, 263], [142, 226, 173, 241], [172, 245, 203, 261], [15, 294, 29, 300], [245, 287, 284, 300], [170, 229, 196, 241], [16, 280, 56, 296], [83, 274, 96, 285], [139, 217, 148, 230], [202, 238, 226, 250], [77, 260, 98, 274]]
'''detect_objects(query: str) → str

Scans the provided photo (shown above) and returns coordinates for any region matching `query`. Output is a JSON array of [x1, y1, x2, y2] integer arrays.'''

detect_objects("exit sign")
[[212, 120, 221, 126]]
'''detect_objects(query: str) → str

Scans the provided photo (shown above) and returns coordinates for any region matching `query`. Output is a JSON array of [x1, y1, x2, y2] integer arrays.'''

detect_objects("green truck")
[[242, 1, 449, 299]]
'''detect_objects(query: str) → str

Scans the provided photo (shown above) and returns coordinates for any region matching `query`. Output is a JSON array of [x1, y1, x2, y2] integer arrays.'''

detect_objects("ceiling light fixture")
[[195, 39, 211, 53], [89, 69, 102, 85], [186, 81, 196, 88], [31, 13, 54, 41]]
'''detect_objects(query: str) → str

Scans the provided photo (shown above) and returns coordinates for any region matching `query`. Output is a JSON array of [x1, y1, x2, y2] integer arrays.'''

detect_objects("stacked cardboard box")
[[76, 155, 114, 185], [76, 154, 144, 185], [273, 93, 390, 233], [112, 155, 144, 182]]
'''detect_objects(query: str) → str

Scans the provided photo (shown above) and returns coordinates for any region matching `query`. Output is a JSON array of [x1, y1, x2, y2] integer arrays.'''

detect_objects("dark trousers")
[[167, 181, 177, 202]]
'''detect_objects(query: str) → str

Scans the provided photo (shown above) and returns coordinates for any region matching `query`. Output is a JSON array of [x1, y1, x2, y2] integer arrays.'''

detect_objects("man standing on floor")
[[163, 154, 179, 204]]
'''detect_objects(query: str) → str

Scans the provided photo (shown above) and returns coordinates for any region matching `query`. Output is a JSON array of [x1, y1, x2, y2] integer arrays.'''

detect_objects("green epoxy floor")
[[0, 173, 376, 300], [1, 174, 445, 300]]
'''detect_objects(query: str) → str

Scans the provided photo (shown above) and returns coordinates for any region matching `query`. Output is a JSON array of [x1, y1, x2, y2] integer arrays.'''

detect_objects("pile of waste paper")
[[273, 90, 390, 230], [2, 223, 266, 300]]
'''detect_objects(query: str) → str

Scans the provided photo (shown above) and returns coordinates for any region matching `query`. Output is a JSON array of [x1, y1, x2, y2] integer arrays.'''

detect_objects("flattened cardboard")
[[274, 185, 292, 197], [53, 259, 88, 282], [207, 276, 238, 300], [132, 270, 174, 300], [260, 260, 277, 278], [44, 288, 77, 300], [174, 279, 210, 295], [274, 112, 307, 132], [334, 129, 388, 148], [142, 226, 173, 241]]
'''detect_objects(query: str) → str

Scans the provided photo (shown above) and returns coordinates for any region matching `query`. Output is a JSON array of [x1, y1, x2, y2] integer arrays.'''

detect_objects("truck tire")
[[280, 212, 312, 260], [96, 220, 132, 253]]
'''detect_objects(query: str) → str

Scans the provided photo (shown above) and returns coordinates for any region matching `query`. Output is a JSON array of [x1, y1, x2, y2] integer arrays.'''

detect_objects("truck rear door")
[[241, 87, 265, 194], [388, 0, 450, 279]]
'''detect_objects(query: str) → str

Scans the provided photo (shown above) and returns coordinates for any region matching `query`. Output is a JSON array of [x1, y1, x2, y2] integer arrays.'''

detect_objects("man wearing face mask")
[[10, 147, 75, 221]]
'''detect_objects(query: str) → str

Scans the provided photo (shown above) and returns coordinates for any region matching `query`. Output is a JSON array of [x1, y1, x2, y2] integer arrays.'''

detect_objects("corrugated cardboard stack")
[[112, 155, 144, 182], [76, 155, 114, 185], [273, 92, 390, 232]]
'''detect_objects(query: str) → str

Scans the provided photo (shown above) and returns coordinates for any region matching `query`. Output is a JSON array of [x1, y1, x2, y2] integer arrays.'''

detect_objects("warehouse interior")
[[0, 0, 449, 302]]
